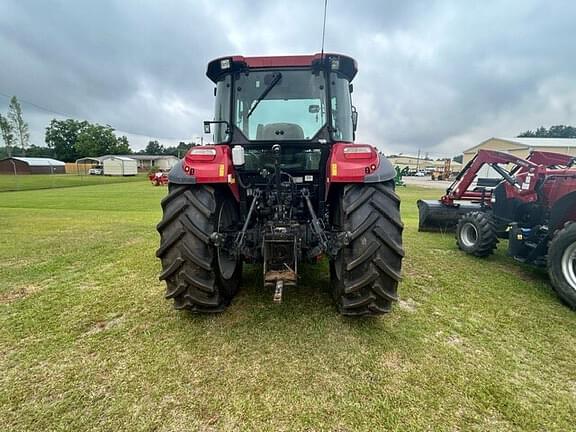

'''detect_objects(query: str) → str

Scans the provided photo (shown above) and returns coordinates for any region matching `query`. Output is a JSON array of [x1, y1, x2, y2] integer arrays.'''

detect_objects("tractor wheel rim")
[[461, 222, 479, 247], [217, 200, 238, 280], [560, 241, 576, 290]]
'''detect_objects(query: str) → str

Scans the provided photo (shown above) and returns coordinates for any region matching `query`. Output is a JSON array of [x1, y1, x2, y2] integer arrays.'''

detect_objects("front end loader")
[[417, 149, 576, 308], [156, 54, 404, 316]]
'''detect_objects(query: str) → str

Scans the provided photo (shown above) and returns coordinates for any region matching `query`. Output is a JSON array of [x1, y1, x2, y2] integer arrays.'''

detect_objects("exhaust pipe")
[[417, 200, 482, 232]]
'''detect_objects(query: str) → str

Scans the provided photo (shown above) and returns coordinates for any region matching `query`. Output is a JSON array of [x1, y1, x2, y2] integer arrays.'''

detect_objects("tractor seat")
[[258, 123, 304, 140]]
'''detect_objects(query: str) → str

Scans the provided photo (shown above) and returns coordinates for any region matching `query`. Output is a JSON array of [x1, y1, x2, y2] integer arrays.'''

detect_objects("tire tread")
[[331, 182, 404, 316], [547, 221, 576, 309], [456, 211, 498, 257], [157, 185, 234, 312]]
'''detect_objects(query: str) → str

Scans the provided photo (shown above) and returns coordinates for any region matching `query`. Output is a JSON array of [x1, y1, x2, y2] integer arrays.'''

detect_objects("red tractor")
[[156, 54, 404, 316], [149, 170, 169, 186], [418, 149, 576, 308]]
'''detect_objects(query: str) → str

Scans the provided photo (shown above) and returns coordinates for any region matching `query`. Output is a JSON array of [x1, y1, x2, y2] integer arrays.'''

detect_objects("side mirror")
[[349, 83, 354, 93], [203, 120, 230, 134]]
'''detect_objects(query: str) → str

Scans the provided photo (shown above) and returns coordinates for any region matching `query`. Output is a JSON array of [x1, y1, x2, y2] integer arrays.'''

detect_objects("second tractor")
[[418, 149, 576, 308]]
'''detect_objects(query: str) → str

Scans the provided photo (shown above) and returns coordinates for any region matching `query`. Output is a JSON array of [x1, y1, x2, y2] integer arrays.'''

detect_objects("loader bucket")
[[417, 200, 482, 232]]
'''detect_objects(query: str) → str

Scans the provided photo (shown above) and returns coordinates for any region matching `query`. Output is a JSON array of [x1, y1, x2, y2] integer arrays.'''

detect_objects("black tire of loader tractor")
[[330, 182, 404, 316], [547, 222, 576, 309], [456, 211, 498, 257], [156, 184, 241, 312]]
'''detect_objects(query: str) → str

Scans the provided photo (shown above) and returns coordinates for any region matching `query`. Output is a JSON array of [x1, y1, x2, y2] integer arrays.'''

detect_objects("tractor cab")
[[204, 54, 358, 172]]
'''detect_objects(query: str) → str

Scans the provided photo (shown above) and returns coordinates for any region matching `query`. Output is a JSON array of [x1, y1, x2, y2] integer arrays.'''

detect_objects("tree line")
[[142, 140, 195, 158], [518, 125, 576, 138], [0, 96, 195, 162]]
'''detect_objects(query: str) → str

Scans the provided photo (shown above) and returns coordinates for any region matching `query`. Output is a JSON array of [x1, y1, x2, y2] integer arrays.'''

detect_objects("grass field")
[[0, 173, 147, 192], [1, 182, 575, 431]]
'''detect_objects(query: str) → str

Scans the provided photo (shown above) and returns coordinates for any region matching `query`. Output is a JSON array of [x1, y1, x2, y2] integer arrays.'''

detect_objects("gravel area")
[[402, 176, 452, 189]]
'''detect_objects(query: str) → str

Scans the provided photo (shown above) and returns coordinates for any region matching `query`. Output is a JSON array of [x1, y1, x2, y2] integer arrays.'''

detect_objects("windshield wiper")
[[247, 72, 282, 118]]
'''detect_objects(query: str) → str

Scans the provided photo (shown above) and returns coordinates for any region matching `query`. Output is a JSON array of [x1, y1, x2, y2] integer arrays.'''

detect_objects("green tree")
[[113, 135, 131, 154], [163, 146, 176, 156], [518, 125, 576, 138], [548, 125, 576, 138], [45, 120, 131, 160], [25, 145, 53, 158], [177, 141, 193, 156], [7, 96, 30, 155], [75, 123, 120, 157], [0, 114, 15, 157], [45, 119, 88, 162], [145, 140, 164, 154], [452, 154, 463, 164], [163, 142, 193, 157]]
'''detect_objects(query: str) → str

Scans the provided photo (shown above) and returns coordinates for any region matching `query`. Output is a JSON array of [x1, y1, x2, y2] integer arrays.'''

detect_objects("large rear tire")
[[548, 222, 576, 309], [156, 184, 241, 312], [330, 182, 404, 316], [456, 211, 498, 257]]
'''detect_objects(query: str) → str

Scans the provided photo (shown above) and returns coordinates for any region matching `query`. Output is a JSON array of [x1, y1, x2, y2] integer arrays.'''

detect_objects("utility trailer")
[[156, 54, 404, 316]]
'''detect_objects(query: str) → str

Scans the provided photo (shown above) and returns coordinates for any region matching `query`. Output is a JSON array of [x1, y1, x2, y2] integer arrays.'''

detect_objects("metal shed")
[[0, 157, 66, 175], [75, 157, 103, 175], [102, 156, 137, 176]]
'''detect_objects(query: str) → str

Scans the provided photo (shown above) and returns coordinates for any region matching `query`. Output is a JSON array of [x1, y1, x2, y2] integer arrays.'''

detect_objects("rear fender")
[[168, 145, 239, 201], [327, 143, 395, 185]]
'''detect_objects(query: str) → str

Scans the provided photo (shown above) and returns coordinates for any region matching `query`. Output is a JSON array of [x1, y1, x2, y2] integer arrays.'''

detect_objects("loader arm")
[[524, 151, 575, 169], [441, 149, 539, 206]]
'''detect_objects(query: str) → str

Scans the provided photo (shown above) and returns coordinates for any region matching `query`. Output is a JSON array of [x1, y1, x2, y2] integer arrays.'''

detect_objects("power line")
[[0, 91, 196, 141]]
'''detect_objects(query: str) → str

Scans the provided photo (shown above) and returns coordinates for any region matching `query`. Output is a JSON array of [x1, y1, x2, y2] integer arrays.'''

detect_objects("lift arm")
[[441, 149, 539, 206], [525, 150, 575, 168]]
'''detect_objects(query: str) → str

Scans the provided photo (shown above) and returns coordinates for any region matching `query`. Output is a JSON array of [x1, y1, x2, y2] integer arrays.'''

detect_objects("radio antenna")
[[320, 0, 328, 60]]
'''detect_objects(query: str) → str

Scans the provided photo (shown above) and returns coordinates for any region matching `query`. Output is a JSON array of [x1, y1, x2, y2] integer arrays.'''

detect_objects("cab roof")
[[206, 53, 358, 83]]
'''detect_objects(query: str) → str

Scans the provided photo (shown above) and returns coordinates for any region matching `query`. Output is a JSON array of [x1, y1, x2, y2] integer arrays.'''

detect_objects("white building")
[[102, 156, 137, 176]]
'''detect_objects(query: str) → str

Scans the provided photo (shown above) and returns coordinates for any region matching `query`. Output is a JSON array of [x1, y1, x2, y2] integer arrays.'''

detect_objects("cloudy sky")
[[1, 0, 575, 156]]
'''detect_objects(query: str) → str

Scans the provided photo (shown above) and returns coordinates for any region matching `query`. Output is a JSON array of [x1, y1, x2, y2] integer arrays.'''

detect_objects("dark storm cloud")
[[1, 0, 575, 153], [0, 0, 229, 146]]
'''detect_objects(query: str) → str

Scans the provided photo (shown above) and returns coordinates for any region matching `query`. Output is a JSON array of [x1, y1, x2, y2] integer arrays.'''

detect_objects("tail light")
[[343, 145, 374, 160], [187, 148, 217, 161]]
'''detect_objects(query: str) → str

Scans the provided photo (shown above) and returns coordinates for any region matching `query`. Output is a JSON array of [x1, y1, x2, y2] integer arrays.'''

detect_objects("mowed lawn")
[[0, 181, 575, 431], [0, 173, 146, 192]]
